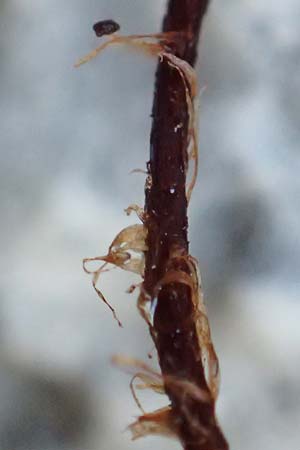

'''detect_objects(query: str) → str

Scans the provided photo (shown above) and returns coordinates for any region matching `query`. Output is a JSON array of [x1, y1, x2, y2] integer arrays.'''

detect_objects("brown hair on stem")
[[78, 1, 229, 449]]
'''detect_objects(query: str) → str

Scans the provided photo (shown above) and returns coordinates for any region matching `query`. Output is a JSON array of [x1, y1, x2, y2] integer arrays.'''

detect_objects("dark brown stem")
[[143, 1, 229, 449]]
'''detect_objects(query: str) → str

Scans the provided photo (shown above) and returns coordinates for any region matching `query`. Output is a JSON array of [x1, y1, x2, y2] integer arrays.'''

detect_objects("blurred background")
[[1, 0, 300, 449]]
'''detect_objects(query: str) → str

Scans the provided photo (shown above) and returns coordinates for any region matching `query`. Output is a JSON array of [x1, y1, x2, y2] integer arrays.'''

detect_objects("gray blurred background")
[[1, 0, 300, 449]]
